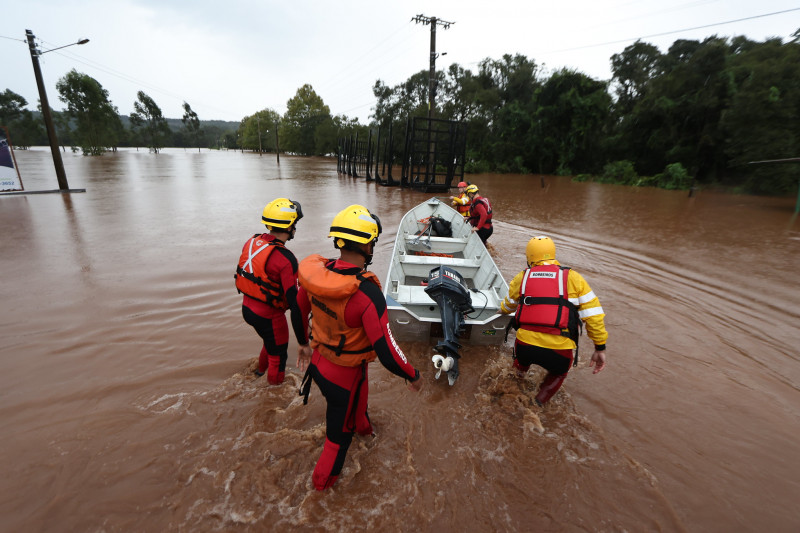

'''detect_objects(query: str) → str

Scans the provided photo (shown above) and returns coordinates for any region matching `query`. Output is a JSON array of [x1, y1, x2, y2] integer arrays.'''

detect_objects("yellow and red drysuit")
[[451, 193, 471, 217], [500, 260, 607, 404]]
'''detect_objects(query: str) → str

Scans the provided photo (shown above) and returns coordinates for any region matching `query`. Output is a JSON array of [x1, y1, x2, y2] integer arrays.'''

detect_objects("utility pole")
[[412, 14, 453, 120], [26, 29, 69, 190], [275, 124, 280, 165], [256, 114, 263, 155]]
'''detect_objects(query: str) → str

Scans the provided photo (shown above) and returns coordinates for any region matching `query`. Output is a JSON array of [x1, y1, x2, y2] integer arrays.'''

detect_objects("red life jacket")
[[234, 234, 289, 310], [514, 264, 579, 339], [468, 197, 493, 226], [298, 254, 381, 367]]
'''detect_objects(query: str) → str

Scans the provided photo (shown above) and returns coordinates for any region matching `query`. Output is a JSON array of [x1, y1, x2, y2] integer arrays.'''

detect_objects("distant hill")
[[32, 111, 240, 133], [118, 115, 239, 132]]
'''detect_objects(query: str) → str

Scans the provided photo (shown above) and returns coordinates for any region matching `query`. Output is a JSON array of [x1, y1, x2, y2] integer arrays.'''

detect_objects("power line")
[[552, 7, 800, 53], [36, 43, 241, 120], [0, 34, 26, 43]]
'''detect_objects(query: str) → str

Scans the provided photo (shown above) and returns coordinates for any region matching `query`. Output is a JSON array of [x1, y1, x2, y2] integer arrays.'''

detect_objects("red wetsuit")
[[238, 234, 310, 384], [298, 257, 418, 490]]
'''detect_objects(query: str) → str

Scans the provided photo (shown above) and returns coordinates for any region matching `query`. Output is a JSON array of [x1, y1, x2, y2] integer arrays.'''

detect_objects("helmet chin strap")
[[357, 243, 374, 267], [339, 240, 374, 268]]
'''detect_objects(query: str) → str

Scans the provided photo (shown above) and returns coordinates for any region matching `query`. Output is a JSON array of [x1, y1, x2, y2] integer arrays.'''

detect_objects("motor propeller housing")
[[425, 266, 473, 385]]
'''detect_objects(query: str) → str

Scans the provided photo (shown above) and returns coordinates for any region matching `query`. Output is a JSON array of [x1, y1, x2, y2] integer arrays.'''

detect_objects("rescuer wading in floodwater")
[[297, 204, 422, 491], [450, 181, 470, 217], [235, 198, 310, 385], [465, 184, 493, 244], [500, 236, 608, 405]]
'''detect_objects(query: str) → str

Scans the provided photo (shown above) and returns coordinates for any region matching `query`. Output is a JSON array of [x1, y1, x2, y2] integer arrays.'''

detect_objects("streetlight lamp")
[[25, 29, 89, 191]]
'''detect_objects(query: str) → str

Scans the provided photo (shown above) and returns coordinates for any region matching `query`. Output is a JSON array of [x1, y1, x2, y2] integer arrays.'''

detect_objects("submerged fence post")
[[795, 177, 800, 216]]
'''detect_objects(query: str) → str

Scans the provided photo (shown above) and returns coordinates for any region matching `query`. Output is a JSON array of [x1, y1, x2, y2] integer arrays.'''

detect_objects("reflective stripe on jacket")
[[452, 193, 470, 216], [298, 254, 380, 367], [501, 260, 608, 350]]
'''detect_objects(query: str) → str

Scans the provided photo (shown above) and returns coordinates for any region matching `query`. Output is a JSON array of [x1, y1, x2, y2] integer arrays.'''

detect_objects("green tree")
[[282, 84, 332, 156], [238, 109, 280, 153], [610, 40, 663, 116], [55, 69, 122, 155], [721, 37, 800, 194], [0, 89, 42, 149], [181, 102, 203, 152], [531, 68, 611, 175], [0, 89, 27, 125], [130, 91, 170, 154]]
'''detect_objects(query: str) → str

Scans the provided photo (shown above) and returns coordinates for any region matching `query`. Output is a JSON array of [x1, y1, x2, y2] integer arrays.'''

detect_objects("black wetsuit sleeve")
[[277, 248, 309, 345]]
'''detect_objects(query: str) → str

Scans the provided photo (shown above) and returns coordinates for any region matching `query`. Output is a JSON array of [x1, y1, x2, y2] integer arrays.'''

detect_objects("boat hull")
[[384, 198, 510, 345]]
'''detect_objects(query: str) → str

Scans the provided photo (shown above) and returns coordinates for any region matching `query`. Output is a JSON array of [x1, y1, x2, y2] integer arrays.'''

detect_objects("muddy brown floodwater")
[[1, 148, 798, 532]]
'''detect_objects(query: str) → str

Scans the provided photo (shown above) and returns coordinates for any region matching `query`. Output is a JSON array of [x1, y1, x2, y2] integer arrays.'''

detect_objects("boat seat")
[[404, 235, 467, 255], [394, 285, 501, 308], [399, 255, 481, 270]]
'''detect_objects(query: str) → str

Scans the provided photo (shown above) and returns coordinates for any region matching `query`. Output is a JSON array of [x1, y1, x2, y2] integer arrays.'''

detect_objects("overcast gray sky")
[[3, 0, 799, 124]]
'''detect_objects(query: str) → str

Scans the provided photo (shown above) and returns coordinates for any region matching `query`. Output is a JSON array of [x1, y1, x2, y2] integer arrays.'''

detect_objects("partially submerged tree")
[[130, 91, 170, 154], [55, 69, 122, 155], [181, 102, 203, 152], [238, 108, 280, 153], [281, 84, 334, 156], [0, 89, 42, 149]]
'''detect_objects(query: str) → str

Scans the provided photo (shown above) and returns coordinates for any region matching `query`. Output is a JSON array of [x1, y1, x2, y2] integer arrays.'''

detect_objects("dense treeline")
[[372, 34, 800, 195], [2, 32, 798, 194], [0, 87, 238, 153]]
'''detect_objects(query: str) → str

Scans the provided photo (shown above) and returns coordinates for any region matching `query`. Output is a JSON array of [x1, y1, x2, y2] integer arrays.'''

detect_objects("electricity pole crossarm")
[[412, 14, 454, 119]]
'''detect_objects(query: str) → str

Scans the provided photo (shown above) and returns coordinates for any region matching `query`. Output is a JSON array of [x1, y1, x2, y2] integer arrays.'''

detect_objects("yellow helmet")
[[465, 184, 479, 194], [329, 204, 382, 246], [262, 198, 303, 229], [526, 236, 556, 266]]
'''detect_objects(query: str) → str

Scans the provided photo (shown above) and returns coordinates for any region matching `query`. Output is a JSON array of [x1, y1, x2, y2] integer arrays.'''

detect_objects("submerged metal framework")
[[337, 133, 372, 179], [400, 116, 467, 193], [337, 116, 466, 193]]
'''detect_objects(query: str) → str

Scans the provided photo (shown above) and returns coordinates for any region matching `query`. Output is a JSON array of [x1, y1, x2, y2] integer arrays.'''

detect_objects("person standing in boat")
[[296, 204, 422, 491], [450, 181, 471, 217], [499, 236, 608, 406], [466, 184, 493, 244], [235, 198, 310, 385]]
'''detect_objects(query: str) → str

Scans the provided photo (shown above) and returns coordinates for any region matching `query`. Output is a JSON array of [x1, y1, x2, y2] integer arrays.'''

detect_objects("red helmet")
[[457, 181, 467, 188]]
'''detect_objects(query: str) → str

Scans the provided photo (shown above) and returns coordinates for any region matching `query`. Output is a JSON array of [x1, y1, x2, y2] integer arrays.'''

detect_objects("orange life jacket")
[[452, 193, 470, 216], [298, 254, 381, 367], [235, 234, 289, 310]]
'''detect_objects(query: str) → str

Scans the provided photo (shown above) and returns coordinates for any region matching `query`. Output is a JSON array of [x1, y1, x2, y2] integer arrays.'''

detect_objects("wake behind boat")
[[384, 198, 510, 384]]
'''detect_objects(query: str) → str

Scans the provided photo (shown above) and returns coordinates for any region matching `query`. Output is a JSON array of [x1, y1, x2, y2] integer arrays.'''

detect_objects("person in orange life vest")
[[499, 236, 608, 406], [465, 184, 493, 244], [235, 198, 310, 385], [296, 205, 422, 491], [450, 181, 470, 217]]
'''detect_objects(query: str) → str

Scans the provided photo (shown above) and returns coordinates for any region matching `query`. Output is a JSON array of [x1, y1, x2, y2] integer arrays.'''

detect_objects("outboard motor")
[[424, 266, 473, 385]]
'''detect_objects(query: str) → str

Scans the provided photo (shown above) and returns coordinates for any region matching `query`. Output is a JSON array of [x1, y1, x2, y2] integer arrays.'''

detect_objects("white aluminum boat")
[[383, 198, 510, 350]]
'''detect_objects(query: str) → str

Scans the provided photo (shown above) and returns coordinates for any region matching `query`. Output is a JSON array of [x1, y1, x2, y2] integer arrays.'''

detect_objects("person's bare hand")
[[589, 350, 607, 374], [407, 374, 423, 392], [297, 344, 313, 372]]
